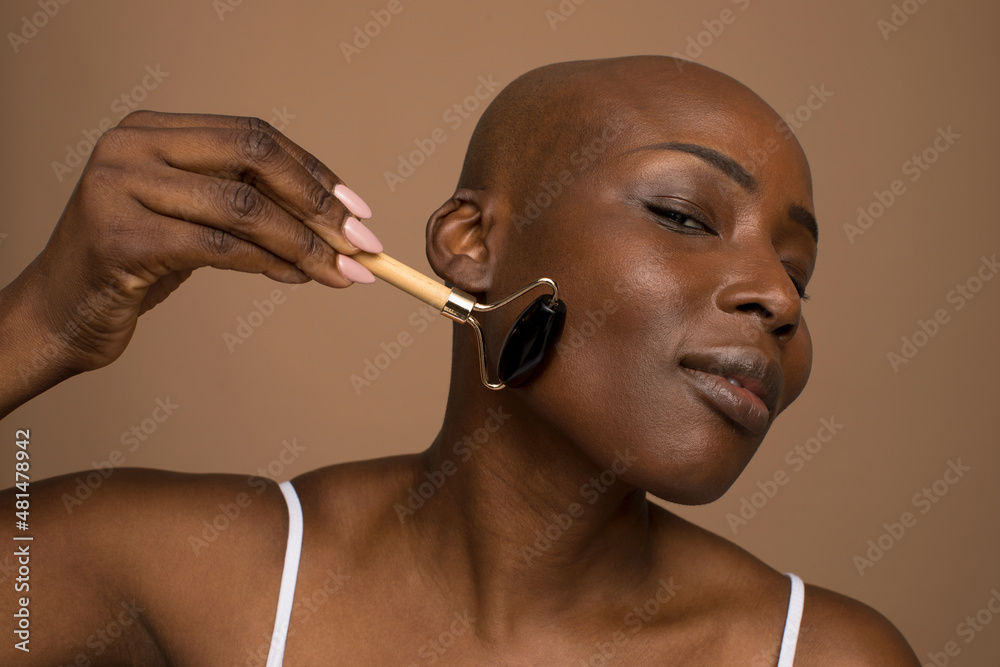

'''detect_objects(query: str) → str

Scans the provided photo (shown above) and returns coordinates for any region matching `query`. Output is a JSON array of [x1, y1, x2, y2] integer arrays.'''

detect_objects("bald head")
[[456, 58, 628, 213], [455, 55, 805, 230]]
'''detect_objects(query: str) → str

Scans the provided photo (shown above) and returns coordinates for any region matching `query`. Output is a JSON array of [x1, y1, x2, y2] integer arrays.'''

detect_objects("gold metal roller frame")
[[350, 251, 560, 390]]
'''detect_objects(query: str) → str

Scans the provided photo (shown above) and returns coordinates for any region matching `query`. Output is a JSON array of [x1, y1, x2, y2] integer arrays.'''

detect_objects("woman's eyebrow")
[[626, 141, 759, 192], [625, 141, 818, 244], [789, 203, 819, 244]]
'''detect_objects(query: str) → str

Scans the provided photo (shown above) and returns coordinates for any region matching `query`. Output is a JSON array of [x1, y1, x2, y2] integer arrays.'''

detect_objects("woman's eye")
[[784, 264, 811, 301], [790, 277, 811, 301], [648, 205, 713, 234]]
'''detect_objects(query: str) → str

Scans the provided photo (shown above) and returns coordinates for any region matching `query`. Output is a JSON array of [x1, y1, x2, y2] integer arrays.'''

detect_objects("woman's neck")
[[400, 355, 661, 639]]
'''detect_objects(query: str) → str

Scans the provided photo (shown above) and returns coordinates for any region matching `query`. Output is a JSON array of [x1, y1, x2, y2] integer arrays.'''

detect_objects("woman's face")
[[498, 86, 817, 505]]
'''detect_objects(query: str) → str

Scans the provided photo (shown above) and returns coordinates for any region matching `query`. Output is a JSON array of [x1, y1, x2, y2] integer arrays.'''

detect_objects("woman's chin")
[[648, 482, 736, 507], [621, 442, 758, 507]]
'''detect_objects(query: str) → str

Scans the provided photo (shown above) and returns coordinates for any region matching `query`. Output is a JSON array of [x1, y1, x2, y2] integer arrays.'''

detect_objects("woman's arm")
[[0, 110, 380, 420], [0, 472, 166, 663], [0, 266, 77, 419]]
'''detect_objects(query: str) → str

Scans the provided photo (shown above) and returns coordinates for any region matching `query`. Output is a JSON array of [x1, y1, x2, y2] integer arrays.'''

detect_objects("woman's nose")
[[713, 251, 803, 343]]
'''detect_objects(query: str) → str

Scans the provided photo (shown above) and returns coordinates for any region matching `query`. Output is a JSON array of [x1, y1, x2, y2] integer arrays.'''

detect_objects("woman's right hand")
[[0, 110, 383, 416]]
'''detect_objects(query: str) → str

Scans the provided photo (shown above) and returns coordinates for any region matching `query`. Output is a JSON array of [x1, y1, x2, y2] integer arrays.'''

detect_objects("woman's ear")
[[425, 188, 496, 295]]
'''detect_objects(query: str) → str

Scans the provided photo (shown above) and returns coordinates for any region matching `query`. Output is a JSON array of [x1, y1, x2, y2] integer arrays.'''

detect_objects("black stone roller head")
[[497, 295, 567, 388]]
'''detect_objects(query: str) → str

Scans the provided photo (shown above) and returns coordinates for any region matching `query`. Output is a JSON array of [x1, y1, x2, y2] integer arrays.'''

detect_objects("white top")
[[265, 481, 805, 666]]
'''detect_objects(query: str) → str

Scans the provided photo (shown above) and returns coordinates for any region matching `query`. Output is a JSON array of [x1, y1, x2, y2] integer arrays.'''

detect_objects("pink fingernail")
[[337, 254, 375, 284], [343, 216, 383, 254], [333, 183, 373, 219]]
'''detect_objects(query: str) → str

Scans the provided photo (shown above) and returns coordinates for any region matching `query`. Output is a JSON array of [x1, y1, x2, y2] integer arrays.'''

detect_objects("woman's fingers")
[[96, 124, 382, 260], [129, 162, 353, 287], [143, 213, 316, 284], [115, 110, 365, 216]]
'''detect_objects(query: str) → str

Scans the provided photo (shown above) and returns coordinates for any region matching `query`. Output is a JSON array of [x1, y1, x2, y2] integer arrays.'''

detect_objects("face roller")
[[350, 251, 566, 390]]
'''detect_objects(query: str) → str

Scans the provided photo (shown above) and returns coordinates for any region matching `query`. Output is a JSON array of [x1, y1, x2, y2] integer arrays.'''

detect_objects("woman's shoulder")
[[793, 582, 920, 666], [651, 506, 919, 665], [284, 453, 423, 549], [287, 453, 418, 501], [27, 465, 291, 552], [39, 455, 415, 561], [8, 466, 297, 661], [43, 466, 294, 593]]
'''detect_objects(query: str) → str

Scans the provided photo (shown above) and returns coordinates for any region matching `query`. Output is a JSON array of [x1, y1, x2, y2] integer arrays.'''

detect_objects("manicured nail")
[[333, 183, 372, 219], [337, 254, 376, 284], [342, 216, 383, 254]]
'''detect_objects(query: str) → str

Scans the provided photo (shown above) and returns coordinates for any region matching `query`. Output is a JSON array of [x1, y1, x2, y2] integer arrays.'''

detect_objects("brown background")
[[2, 0, 998, 662]]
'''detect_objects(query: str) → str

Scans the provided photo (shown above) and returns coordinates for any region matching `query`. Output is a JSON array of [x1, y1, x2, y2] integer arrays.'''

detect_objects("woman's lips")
[[680, 366, 772, 435]]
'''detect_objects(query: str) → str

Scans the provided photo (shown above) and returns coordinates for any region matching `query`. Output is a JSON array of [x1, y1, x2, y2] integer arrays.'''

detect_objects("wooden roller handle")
[[349, 251, 453, 311]]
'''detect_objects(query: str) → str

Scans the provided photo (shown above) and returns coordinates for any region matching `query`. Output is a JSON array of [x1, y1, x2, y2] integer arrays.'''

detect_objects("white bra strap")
[[776, 572, 805, 667], [265, 480, 304, 667]]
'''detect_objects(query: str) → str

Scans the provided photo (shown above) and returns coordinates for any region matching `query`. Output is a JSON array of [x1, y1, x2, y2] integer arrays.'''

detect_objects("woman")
[[0, 56, 920, 665]]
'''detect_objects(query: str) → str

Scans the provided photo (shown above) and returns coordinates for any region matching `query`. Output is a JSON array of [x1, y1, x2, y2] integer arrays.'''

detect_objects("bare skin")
[[0, 56, 920, 665]]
